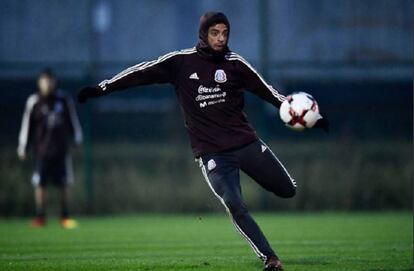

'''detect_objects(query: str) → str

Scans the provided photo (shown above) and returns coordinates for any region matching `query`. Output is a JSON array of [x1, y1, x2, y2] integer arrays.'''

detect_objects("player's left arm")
[[230, 53, 286, 108], [231, 53, 329, 131], [65, 95, 83, 145], [17, 94, 38, 160]]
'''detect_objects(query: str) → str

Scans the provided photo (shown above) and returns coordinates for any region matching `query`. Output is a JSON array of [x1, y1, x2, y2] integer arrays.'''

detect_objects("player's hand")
[[314, 117, 330, 133], [73, 134, 83, 147], [77, 86, 102, 103], [17, 150, 26, 161]]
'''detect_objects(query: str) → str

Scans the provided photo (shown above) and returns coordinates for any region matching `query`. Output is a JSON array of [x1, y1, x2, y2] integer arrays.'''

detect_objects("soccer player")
[[18, 69, 83, 229], [77, 12, 328, 270]]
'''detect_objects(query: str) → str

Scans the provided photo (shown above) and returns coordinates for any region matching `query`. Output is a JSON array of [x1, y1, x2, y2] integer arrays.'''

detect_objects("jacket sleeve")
[[98, 50, 185, 93], [229, 53, 286, 108], [65, 95, 83, 145], [17, 94, 38, 156]]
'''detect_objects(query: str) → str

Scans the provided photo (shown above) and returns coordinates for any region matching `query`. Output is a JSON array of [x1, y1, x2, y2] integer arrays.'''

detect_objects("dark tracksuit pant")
[[198, 139, 296, 262]]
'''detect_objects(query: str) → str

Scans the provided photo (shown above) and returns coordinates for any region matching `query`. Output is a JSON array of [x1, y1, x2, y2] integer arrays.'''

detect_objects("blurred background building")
[[0, 0, 412, 215]]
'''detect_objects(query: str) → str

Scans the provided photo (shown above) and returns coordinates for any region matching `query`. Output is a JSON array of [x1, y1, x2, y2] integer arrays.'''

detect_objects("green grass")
[[0, 213, 412, 271]]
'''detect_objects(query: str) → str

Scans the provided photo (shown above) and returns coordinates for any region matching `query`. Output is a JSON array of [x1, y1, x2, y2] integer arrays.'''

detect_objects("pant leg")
[[237, 140, 297, 198], [199, 154, 276, 261]]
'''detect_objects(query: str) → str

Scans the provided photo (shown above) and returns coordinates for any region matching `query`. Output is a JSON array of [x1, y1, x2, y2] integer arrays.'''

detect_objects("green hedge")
[[0, 139, 411, 216]]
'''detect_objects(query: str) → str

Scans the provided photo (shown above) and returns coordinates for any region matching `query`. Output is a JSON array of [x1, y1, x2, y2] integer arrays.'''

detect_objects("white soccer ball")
[[279, 92, 321, 131]]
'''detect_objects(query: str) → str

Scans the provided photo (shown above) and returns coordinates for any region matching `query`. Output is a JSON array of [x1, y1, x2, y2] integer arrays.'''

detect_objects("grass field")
[[0, 212, 412, 271]]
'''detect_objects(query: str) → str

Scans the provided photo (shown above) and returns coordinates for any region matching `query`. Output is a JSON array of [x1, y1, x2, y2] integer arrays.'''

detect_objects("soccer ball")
[[279, 92, 321, 131]]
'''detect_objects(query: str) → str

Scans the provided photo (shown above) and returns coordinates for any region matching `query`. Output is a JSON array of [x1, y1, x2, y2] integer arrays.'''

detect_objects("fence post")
[[258, 0, 270, 210]]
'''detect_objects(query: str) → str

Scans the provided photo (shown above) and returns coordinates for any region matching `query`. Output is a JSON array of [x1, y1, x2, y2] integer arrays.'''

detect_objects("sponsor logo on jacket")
[[197, 85, 226, 108]]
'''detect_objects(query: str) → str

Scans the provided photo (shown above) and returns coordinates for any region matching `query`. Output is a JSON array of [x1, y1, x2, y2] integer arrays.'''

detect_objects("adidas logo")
[[189, 73, 199, 80], [261, 145, 267, 153]]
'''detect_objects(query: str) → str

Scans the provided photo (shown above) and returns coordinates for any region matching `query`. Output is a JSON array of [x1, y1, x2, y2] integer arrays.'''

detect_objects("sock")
[[36, 209, 45, 220], [61, 203, 69, 219]]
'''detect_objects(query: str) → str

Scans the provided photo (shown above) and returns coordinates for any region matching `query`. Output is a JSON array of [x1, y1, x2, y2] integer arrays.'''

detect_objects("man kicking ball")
[[77, 12, 328, 270]]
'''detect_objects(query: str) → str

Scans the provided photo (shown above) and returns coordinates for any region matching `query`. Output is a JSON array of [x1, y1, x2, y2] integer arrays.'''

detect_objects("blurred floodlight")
[[92, 1, 111, 33]]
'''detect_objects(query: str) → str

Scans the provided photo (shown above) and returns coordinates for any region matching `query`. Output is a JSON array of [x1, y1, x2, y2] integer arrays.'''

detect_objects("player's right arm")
[[17, 94, 38, 160], [228, 52, 330, 132], [77, 49, 194, 103]]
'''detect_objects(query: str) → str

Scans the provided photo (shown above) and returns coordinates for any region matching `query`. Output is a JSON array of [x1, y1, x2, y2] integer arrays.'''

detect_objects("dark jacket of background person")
[[18, 90, 82, 160]]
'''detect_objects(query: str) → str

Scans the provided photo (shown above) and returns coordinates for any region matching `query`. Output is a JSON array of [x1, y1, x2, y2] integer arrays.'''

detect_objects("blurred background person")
[[17, 69, 83, 229]]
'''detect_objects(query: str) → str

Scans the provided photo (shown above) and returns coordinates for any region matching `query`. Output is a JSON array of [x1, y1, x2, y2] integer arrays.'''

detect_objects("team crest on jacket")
[[207, 159, 216, 170], [214, 69, 227, 83]]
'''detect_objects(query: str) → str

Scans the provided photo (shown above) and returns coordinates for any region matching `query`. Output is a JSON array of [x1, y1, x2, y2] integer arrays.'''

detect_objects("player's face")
[[207, 23, 228, 52], [38, 75, 56, 96]]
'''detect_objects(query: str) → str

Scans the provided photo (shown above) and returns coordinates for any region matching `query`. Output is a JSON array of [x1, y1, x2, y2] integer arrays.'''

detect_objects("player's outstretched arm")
[[77, 86, 103, 103], [77, 55, 175, 104], [228, 52, 330, 132], [77, 49, 195, 103], [227, 52, 286, 108]]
